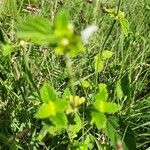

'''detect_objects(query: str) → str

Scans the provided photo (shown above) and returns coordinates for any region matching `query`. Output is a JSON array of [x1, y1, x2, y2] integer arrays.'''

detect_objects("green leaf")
[[121, 73, 131, 100], [115, 80, 123, 100], [102, 50, 113, 60], [71, 141, 88, 150], [93, 55, 104, 72], [50, 112, 68, 129], [2, 44, 13, 56], [119, 18, 129, 36], [68, 113, 82, 136], [35, 101, 56, 119], [105, 117, 136, 150], [63, 88, 71, 99], [105, 117, 121, 149], [55, 99, 69, 112], [54, 9, 72, 37], [81, 80, 92, 88], [40, 83, 57, 103], [95, 83, 108, 102], [84, 134, 94, 150], [94, 101, 121, 113], [36, 126, 48, 141], [90, 111, 106, 129], [17, 17, 55, 45]]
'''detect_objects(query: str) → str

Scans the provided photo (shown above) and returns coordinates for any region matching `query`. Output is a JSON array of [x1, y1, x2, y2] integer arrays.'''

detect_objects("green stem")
[[65, 52, 75, 96]]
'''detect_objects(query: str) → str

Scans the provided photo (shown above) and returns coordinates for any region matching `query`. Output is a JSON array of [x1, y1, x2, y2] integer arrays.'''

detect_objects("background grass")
[[0, 0, 150, 149]]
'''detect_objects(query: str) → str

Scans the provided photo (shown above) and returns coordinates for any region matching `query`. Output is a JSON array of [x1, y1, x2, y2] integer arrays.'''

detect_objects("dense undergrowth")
[[0, 0, 150, 149]]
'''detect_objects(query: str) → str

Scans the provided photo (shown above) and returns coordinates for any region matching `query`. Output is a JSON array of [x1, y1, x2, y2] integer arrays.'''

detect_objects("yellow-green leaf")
[[102, 50, 113, 60], [40, 83, 57, 103], [17, 17, 55, 45], [35, 101, 56, 119], [94, 101, 121, 113], [90, 111, 106, 129], [81, 80, 92, 88], [95, 83, 108, 101], [94, 54, 104, 72], [2, 44, 13, 56]]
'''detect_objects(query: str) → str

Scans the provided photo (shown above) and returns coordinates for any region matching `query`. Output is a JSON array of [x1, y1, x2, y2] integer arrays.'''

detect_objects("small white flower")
[[81, 25, 99, 44]]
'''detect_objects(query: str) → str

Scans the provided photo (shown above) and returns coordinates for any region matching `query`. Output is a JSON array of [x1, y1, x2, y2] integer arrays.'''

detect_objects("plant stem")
[[65, 52, 75, 96]]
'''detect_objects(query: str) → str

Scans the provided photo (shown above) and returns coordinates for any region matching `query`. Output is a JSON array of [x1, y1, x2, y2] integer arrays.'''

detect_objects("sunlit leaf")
[[2, 44, 13, 56], [119, 18, 129, 36], [81, 80, 92, 88], [35, 101, 56, 119], [94, 54, 104, 72], [95, 83, 108, 102], [40, 83, 57, 103], [55, 99, 69, 112], [102, 50, 113, 60], [54, 9, 73, 37], [94, 101, 121, 113], [71, 141, 88, 150]]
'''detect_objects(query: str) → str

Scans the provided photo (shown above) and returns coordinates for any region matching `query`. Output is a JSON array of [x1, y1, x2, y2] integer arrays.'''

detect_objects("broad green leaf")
[[105, 117, 121, 149], [17, 17, 55, 45], [90, 111, 106, 129], [2, 44, 13, 56], [93, 55, 104, 72], [105, 117, 136, 150], [94, 101, 120, 113], [119, 18, 129, 36], [40, 83, 57, 103], [55, 99, 69, 112], [68, 113, 82, 137], [54, 9, 73, 37], [102, 50, 113, 60], [35, 101, 56, 119], [121, 74, 131, 100], [50, 112, 68, 129], [95, 83, 108, 102], [84, 134, 94, 150], [115, 80, 123, 100]]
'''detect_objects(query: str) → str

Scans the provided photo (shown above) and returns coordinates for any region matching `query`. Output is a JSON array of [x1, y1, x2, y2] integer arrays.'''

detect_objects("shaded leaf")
[[50, 112, 68, 129], [68, 113, 82, 138], [90, 110, 106, 129], [115, 80, 123, 100]]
